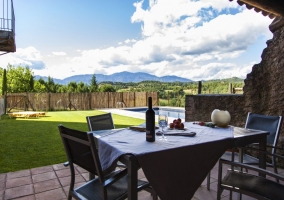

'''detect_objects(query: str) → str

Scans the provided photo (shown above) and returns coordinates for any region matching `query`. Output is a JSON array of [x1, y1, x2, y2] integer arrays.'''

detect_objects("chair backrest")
[[58, 125, 105, 183], [86, 113, 115, 131], [245, 112, 282, 148]]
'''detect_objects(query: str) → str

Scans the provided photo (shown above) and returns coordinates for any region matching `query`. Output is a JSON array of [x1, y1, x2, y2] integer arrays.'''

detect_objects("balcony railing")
[[0, 0, 15, 54], [0, 0, 15, 32]]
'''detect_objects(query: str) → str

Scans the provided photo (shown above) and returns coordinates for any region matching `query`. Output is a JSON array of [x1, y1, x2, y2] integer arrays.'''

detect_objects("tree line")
[[0, 64, 114, 94], [0, 65, 244, 107]]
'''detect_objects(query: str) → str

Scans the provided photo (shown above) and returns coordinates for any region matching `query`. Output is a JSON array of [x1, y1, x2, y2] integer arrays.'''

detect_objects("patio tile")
[[53, 163, 66, 171], [31, 166, 53, 175], [0, 190, 4, 199], [62, 185, 69, 197], [35, 188, 66, 200], [75, 166, 88, 174], [0, 173, 6, 182], [55, 168, 73, 178], [34, 178, 61, 194], [12, 195, 35, 200], [80, 172, 89, 181], [4, 184, 34, 199], [138, 169, 146, 179], [32, 171, 57, 183], [0, 180, 4, 191], [194, 185, 217, 200], [58, 174, 86, 187], [6, 176, 32, 189], [6, 169, 31, 179]]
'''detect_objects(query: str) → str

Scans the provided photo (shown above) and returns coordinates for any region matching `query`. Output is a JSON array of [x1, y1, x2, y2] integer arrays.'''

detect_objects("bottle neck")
[[148, 97, 152, 109]]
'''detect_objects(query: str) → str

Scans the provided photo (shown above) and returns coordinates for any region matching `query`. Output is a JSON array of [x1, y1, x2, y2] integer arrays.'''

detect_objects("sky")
[[0, 0, 274, 81]]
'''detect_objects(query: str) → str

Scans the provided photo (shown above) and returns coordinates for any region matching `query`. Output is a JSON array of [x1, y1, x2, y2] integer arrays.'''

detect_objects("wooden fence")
[[2, 92, 158, 113]]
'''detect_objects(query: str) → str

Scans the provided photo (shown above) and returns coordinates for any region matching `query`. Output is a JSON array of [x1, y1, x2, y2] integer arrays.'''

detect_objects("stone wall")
[[243, 17, 284, 148], [185, 94, 245, 127]]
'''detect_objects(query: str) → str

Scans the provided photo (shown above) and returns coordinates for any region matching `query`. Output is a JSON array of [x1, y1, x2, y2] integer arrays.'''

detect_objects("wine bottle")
[[146, 97, 155, 142]]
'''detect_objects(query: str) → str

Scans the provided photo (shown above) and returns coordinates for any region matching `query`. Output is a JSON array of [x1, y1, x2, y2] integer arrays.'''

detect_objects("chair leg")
[[207, 171, 211, 190], [273, 157, 279, 183]]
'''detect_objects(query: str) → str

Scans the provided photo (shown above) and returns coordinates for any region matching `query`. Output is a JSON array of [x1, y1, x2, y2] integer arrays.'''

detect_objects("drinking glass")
[[158, 114, 168, 141]]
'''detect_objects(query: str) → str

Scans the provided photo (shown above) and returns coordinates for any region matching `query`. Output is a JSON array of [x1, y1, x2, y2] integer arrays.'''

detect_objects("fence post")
[[4, 93, 7, 114], [198, 81, 202, 94], [134, 92, 136, 107], [89, 93, 92, 109], [168, 91, 169, 106], [108, 92, 110, 108], [228, 83, 233, 94]]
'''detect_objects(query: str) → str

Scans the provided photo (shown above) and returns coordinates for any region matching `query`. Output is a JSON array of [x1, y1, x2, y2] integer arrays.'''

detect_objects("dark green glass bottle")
[[146, 97, 155, 142]]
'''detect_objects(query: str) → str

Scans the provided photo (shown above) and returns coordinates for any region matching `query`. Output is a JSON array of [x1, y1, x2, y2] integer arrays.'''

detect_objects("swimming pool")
[[123, 107, 185, 119]]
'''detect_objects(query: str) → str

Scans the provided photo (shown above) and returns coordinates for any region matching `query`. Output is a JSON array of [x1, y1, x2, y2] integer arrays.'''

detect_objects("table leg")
[[259, 135, 267, 177], [127, 156, 138, 200]]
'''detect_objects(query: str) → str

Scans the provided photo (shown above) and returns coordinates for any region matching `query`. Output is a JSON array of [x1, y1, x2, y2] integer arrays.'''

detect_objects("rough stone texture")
[[244, 17, 284, 148], [185, 94, 245, 127], [185, 17, 284, 148]]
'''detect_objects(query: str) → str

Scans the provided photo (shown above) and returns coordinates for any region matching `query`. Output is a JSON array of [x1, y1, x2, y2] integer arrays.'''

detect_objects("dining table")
[[90, 122, 269, 200]]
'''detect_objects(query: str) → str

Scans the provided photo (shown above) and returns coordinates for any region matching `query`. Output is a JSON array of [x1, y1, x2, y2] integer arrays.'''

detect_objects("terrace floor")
[[1, 108, 282, 199], [0, 161, 263, 200]]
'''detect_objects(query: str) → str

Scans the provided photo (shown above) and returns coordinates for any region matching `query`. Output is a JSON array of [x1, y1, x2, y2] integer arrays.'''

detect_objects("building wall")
[[244, 17, 284, 147]]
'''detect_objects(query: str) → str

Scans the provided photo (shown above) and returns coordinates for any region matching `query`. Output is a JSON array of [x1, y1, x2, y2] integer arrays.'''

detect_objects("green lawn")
[[0, 110, 144, 173]]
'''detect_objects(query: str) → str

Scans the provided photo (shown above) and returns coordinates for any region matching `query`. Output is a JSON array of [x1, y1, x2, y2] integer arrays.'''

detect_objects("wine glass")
[[158, 114, 168, 141]]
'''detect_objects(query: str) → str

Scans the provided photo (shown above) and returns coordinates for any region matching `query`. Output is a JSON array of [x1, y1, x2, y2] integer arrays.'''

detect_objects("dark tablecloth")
[[97, 122, 234, 200]]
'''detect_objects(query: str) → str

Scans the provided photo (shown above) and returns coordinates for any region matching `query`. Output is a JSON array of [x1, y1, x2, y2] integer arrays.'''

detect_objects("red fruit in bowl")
[[180, 123, 184, 129], [177, 118, 182, 123], [169, 123, 174, 128], [174, 123, 180, 129], [173, 119, 177, 124]]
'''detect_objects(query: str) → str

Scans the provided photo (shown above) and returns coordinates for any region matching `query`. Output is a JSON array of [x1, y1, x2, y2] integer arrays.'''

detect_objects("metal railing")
[[0, 0, 15, 33]]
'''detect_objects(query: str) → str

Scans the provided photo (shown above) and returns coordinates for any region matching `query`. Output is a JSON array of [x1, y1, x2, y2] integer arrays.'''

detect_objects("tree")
[[34, 78, 47, 92], [2, 69, 7, 95], [90, 74, 98, 92], [99, 84, 116, 92], [46, 76, 56, 93], [67, 81, 77, 92], [6, 64, 34, 93]]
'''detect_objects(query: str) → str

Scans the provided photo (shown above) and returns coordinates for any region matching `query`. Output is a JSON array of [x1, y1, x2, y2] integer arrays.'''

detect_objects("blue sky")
[[0, 0, 273, 81]]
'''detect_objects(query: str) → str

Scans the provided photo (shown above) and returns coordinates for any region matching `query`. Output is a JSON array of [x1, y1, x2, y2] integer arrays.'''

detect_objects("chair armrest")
[[104, 168, 128, 187], [219, 159, 284, 182], [236, 146, 284, 160]]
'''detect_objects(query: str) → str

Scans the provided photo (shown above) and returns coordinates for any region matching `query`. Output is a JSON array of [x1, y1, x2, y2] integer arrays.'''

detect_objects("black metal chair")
[[64, 113, 118, 173], [217, 146, 284, 200], [58, 125, 157, 200], [86, 113, 125, 169], [207, 112, 282, 190]]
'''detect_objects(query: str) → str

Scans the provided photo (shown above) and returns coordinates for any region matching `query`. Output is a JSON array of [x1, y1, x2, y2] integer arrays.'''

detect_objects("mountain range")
[[35, 71, 193, 85]]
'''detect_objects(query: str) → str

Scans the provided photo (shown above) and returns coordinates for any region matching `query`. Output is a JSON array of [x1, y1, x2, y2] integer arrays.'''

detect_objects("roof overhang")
[[229, 0, 284, 18]]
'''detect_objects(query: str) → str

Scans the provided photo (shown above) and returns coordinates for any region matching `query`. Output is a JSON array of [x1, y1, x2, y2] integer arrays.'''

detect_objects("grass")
[[0, 110, 145, 173]]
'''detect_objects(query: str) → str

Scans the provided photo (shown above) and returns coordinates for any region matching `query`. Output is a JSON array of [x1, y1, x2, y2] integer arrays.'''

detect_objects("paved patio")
[[1, 109, 282, 199], [0, 161, 265, 200]]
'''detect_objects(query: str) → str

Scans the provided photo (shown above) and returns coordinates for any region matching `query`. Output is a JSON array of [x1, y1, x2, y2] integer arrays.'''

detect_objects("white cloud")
[[1, 0, 273, 81], [52, 52, 66, 56], [0, 46, 45, 70]]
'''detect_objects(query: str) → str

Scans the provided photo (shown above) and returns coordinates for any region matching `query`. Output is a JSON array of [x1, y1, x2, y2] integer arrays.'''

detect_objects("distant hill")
[[35, 71, 193, 85]]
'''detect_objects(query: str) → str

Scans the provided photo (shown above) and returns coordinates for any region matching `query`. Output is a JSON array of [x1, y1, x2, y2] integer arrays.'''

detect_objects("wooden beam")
[[239, 0, 284, 16]]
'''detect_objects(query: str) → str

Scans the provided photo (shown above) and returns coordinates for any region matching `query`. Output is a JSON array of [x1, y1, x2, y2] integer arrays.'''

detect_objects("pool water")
[[124, 107, 185, 119]]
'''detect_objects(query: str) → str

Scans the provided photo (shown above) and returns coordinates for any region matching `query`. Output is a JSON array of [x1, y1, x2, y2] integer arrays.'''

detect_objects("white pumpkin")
[[211, 109, 231, 127]]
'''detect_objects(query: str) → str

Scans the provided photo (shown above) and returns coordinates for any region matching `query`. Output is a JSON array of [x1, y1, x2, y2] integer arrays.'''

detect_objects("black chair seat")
[[222, 170, 284, 200], [77, 171, 150, 200]]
